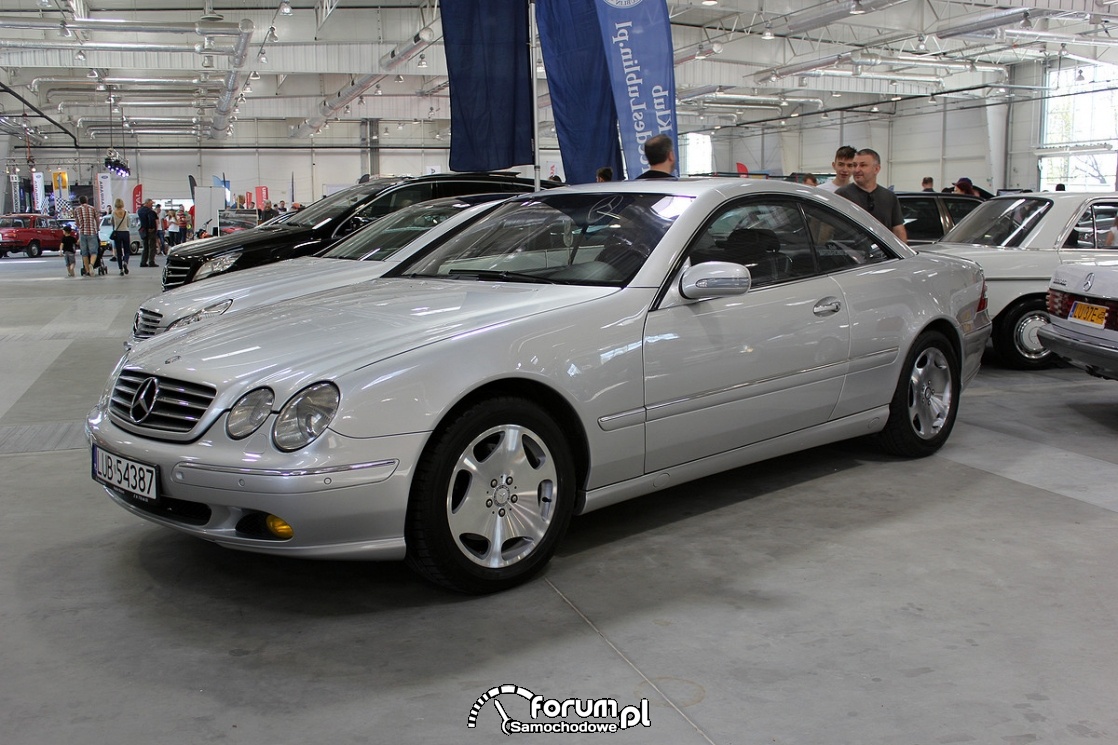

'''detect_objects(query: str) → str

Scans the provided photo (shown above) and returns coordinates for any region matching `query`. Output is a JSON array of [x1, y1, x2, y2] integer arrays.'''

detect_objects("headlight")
[[166, 299, 234, 331], [226, 388, 275, 439], [194, 251, 242, 281], [272, 383, 340, 451]]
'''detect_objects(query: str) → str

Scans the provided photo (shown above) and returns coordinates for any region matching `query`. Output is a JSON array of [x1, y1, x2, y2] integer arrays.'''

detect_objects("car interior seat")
[[717, 227, 791, 284]]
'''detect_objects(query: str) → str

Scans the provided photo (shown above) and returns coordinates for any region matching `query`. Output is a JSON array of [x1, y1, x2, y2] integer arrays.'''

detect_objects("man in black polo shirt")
[[835, 148, 908, 243]]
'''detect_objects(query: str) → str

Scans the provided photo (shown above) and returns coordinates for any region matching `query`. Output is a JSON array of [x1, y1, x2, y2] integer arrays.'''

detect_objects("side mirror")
[[679, 261, 752, 299]]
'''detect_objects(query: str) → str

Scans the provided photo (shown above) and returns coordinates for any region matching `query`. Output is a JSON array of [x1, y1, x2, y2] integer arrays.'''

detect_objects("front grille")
[[132, 307, 164, 340], [1048, 289, 1118, 331], [162, 257, 194, 290], [109, 369, 217, 435]]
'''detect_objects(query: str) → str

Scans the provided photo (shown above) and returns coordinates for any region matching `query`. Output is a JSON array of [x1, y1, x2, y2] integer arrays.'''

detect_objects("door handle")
[[813, 297, 842, 316]]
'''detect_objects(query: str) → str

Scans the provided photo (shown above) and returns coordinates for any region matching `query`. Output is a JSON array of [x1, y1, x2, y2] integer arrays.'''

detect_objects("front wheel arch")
[[404, 394, 579, 593]]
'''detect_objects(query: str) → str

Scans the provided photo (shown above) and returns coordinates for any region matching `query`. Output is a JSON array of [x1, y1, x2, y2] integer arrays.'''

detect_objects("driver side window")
[[686, 201, 805, 288]]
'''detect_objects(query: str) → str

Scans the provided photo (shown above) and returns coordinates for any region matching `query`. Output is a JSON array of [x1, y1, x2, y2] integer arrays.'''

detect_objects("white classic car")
[[926, 192, 1118, 369], [1038, 263, 1118, 381], [130, 195, 510, 344], [88, 180, 991, 593]]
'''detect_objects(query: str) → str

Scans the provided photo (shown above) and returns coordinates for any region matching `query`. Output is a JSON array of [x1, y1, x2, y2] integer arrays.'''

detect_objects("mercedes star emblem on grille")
[[129, 377, 160, 423]]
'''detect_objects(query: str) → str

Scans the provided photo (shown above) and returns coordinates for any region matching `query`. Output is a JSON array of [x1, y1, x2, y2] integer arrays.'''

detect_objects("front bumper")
[[86, 403, 429, 559], [1038, 323, 1118, 381]]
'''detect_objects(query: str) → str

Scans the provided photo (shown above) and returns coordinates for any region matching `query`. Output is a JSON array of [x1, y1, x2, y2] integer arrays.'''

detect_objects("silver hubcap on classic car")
[[1014, 311, 1050, 361], [446, 423, 558, 568], [907, 346, 954, 440]]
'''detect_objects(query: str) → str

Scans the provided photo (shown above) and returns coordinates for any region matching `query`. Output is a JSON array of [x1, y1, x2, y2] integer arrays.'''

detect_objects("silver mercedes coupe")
[[88, 179, 991, 593]]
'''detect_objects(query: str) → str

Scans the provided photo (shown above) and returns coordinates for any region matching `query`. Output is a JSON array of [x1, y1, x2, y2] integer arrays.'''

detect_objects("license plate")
[[92, 445, 158, 502], [1069, 301, 1107, 327]]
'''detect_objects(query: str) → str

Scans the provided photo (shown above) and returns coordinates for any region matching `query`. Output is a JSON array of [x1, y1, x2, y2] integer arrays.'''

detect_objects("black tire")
[[405, 396, 576, 593], [26, 241, 41, 258], [993, 298, 1053, 370], [877, 330, 961, 458]]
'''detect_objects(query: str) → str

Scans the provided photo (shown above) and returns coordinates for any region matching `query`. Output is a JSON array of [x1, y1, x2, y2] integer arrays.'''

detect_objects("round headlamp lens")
[[226, 388, 274, 439]]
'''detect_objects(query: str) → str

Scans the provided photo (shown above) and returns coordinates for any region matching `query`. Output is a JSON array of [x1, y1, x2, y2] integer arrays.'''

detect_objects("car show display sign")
[[97, 172, 113, 213]]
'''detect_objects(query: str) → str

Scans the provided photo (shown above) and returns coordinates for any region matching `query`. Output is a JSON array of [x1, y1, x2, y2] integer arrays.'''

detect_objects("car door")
[[642, 196, 852, 472]]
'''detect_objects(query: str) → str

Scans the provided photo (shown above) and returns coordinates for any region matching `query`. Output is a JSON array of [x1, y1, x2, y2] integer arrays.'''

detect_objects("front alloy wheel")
[[994, 298, 1052, 370], [406, 397, 575, 593]]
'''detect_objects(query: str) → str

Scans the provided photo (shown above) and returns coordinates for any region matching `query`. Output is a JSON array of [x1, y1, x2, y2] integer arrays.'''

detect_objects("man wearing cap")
[[836, 148, 907, 243], [137, 198, 159, 267]]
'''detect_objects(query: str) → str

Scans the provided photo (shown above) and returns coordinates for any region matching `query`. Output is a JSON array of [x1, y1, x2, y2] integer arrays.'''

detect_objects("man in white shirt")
[[818, 145, 857, 193]]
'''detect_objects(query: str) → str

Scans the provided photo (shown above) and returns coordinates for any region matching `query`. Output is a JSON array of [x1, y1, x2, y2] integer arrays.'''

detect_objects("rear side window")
[[900, 197, 944, 242], [1068, 203, 1118, 248], [356, 184, 437, 222], [944, 198, 980, 226]]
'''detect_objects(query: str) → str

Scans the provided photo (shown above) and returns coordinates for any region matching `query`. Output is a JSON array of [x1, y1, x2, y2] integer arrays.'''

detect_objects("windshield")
[[282, 179, 398, 227], [321, 199, 484, 261], [942, 197, 1052, 247], [399, 192, 693, 286]]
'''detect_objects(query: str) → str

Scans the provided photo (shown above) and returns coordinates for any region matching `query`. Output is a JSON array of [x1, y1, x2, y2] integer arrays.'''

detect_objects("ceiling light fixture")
[[762, 23, 775, 40], [1076, 68, 1085, 82], [87, 68, 99, 78], [202, 55, 215, 68], [279, 0, 293, 15], [849, 0, 867, 15], [267, 26, 279, 43], [917, 34, 927, 51], [75, 49, 86, 62], [394, 74, 404, 83], [242, 81, 253, 93], [702, 0, 718, 5], [417, 53, 428, 68], [257, 51, 267, 64], [374, 84, 382, 95]]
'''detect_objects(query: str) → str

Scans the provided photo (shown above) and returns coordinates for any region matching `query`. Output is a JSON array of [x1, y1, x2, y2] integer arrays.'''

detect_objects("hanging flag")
[[594, 0, 678, 178], [441, 0, 533, 172], [537, 0, 624, 184]]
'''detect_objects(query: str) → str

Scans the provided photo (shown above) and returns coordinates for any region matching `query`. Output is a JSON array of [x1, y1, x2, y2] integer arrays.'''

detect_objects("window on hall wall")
[[679, 132, 712, 176], [1040, 64, 1118, 192]]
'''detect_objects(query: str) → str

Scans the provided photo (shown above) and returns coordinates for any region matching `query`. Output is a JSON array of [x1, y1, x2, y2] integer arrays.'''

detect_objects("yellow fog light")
[[265, 515, 294, 539]]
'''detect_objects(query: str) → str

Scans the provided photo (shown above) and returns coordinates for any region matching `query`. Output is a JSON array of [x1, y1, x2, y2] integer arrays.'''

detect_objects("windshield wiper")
[[447, 269, 556, 284]]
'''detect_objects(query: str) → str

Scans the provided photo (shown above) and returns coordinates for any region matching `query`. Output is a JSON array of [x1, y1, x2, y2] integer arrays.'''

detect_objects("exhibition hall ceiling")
[[0, 1, 1113, 150]]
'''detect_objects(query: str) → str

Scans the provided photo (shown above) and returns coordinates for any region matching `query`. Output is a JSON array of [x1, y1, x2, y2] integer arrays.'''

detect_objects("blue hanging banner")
[[441, 0, 534, 172], [537, 0, 623, 185], [594, 0, 678, 178]]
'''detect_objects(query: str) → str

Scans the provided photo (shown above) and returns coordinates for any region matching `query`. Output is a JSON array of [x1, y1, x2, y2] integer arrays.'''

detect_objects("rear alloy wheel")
[[994, 298, 1052, 370], [406, 397, 575, 593], [878, 330, 960, 457], [26, 241, 41, 258]]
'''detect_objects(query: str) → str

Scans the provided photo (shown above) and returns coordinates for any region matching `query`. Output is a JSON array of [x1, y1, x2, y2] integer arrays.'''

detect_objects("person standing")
[[818, 145, 857, 192], [154, 204, 167, 255], [836, 148, 908, 243], [137, 198, 159, 267], [165, 208, 180, 247], [61, 225, 77, 277], [277, 200, 287, 213], [110, 198, 131, 275], [922, 177, 935, 192], [73, 195, 100, 277], [633, 134, 676, 179], [596, 167, 613, 183]]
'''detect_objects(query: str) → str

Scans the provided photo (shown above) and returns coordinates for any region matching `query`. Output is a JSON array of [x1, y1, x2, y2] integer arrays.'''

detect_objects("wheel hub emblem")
[[493, 485, 511, 506], [129, 377, 160, 423]]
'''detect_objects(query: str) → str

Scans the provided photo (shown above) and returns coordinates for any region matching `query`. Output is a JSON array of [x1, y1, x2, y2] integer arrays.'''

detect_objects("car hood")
[[141, 256, 388, 319], [169, 223, 313, 259], [127, 278, 618, 395]]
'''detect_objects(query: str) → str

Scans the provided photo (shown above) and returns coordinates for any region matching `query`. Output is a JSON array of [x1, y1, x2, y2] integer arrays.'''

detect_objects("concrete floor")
[[2, 253, 1117, 744]]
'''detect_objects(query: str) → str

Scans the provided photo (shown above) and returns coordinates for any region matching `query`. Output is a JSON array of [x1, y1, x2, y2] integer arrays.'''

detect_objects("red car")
[[0, 213, 67, 258]]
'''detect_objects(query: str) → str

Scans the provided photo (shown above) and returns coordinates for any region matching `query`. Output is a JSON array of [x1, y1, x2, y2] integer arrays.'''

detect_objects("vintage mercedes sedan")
[[130, 195, 510, 344], [88, 180, 991, 593], [925, 192, 1118, 369], [1038, 264, 1118, 381]]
